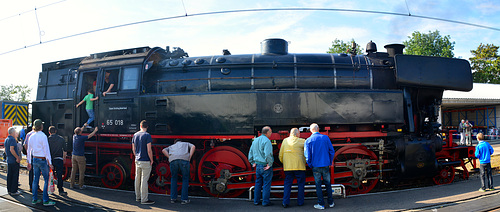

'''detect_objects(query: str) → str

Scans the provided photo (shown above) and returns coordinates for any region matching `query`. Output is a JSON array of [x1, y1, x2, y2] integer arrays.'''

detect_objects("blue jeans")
[[254, 164, 273, 205], [170, 160, 190, 201], [86, 109, 95, 125], [312, 166, 333, 206], [283, 170, 305, 206], [32, 158, 50, 202], [480, 163, 493, 190]]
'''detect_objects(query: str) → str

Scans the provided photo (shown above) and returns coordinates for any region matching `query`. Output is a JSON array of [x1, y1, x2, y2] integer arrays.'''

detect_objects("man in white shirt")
[[27, 119, 56, 206]]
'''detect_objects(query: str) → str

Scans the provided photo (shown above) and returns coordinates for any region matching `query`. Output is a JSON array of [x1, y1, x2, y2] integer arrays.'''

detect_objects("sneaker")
[[282, 204, 288, 208], [487, 188, 495, 191], [141, 200, 155, 205], [136, 199, 141, 202], [479, 188, 486, 192], [43, 201, 56, 206], [171, 199, 176, 204], [79, 185, 86, 190], [86, 125, 93, 129], [329, 202, 335, 208], [181, 200, 190, 205], [59, 191, 68, 196], [32, 199, 42, 205], [314, 204, 325, 210], [9, 191, 21, 196]]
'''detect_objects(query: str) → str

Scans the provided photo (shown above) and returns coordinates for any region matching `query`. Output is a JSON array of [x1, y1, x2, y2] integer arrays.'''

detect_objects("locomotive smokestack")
[[384, 44, 405, 57], [261, 38, 288, 55]]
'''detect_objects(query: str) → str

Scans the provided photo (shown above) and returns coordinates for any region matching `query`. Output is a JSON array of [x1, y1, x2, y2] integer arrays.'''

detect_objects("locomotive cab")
[[75, 47, 152, 134]]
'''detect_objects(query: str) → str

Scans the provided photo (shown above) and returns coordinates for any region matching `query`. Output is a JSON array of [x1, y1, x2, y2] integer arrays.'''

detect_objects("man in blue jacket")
[[248, 126, 274, 207], [304, 123, 335, 210], [475, 133, 494, 192]]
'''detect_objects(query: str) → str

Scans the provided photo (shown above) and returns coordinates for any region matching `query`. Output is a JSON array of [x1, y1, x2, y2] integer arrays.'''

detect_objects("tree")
[[0, 84, 32, 102], [470, 43, 500, 84], [403, 30, 455, 58], [327, 38, 364, 54]]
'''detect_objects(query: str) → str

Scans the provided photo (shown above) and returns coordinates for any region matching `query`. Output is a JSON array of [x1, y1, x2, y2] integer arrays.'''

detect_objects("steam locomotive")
[[32, 38, 474, 197]]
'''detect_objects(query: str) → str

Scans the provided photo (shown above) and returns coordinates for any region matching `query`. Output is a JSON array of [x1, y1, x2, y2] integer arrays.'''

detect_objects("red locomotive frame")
[[57, 128, 475, 197]]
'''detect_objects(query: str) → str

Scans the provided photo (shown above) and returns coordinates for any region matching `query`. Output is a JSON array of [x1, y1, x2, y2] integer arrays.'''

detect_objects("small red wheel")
[[52, 166, 70, 182], [333, 146, 379, 195], [101, 162, 126, 189], [148, 161, 180, 194], [433, 158, 456, 185], [198, 146, 252, 198], [61, 165, 71, 181]]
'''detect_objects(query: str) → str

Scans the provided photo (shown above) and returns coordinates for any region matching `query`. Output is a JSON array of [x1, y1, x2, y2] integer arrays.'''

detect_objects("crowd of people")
[[250, 124, 335, 210], [2, 118, 496, 209], [4, 118, 196, 207]]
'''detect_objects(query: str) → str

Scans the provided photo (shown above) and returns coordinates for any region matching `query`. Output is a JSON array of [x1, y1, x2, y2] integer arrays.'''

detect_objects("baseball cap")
[[33, 119, 44, 128]]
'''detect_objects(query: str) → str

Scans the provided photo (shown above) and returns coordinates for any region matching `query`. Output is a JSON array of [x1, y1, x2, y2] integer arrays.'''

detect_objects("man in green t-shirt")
[[76, 89, 99, 128]]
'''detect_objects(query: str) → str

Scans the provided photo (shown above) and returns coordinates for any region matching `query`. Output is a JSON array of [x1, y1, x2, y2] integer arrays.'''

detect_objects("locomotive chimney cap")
[[261, 38, 288, 56], [384, 43, 405, 57], [366, 40, 377, 53]]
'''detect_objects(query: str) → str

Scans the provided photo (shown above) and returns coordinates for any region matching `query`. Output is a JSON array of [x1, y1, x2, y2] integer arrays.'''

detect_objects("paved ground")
[[0, 169, 500, 211], [0, 139, 499, 211]]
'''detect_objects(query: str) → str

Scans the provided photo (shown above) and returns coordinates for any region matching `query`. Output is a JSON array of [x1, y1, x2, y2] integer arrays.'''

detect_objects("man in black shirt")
[[48, 126, 67, 195], [103, 70, 116, 96]]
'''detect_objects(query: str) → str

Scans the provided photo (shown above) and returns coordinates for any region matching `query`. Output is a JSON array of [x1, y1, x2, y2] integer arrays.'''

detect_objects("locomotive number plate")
[[106, 119, 124, 126]]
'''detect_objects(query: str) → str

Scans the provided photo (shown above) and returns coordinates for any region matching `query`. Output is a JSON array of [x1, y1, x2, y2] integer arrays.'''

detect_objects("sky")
[[0, 0, 499, 101]]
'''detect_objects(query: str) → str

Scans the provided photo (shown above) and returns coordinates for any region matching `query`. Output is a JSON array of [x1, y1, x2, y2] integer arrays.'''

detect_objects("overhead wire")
[[404, 0, 411, 16], [34, 8, 43, 44], [1, 7, 500, 56], [0, 0, 68, 22], [181, 0, 188, 16]]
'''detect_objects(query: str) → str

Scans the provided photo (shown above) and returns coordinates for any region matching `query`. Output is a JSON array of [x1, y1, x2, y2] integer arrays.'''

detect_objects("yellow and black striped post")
[[3, 104, 28, 126]]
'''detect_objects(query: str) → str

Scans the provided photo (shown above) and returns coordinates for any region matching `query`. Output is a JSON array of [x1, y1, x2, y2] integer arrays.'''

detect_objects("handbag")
[[48, 169, 55, 194]]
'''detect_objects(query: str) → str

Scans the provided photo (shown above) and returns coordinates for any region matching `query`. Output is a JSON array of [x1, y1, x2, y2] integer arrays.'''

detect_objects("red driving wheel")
[[198, 146, 252, 198], [333, 146, 379, 195]]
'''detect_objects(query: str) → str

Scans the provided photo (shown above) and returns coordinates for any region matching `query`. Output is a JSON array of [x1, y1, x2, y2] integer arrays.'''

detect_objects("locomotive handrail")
[[159, 61, 383, 69], [155, 75, 369, 83]]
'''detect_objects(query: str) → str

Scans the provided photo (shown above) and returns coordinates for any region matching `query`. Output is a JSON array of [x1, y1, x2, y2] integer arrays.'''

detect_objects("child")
[[475, 133, 494, 192], [76, 89, 98, 128]]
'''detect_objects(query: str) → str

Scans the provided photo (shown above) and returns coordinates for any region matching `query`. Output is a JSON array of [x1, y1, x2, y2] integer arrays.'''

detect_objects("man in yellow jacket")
[[279, 128, 306, 208]]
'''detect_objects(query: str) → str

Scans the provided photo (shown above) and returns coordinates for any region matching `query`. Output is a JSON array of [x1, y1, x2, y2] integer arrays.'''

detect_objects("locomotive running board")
[[248, 184, 346, 201]]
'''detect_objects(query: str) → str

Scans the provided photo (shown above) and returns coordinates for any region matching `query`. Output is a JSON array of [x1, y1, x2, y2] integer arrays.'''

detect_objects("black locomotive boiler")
[[32, 38, 474, 196]]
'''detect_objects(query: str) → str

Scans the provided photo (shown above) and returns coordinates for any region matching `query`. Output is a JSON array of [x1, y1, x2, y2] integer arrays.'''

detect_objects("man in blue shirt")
[[132, 120, 155, 205], [304, 123, 335, 210], [19, 126, 26, 142], [5, 127, 21, 196], [70, 126, 97, 189], [475, 133, 494, 192], [248, 126, 273, 206]]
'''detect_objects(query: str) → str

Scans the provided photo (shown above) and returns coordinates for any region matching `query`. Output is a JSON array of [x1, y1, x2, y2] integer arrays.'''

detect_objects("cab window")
[[121, 67, 139, 90], [102, 69, 119, 93]]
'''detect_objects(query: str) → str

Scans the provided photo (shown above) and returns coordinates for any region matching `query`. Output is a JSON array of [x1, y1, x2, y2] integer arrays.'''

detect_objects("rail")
[[248, 184, 346, 201]]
